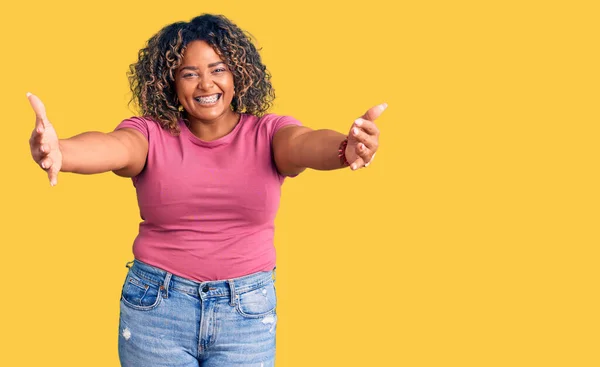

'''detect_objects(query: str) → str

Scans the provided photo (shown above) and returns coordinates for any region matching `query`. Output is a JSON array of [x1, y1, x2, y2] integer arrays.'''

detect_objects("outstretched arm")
[[27, 93, 148, 186], [273, 103, 387, 176], [59, 129, 147, 177]]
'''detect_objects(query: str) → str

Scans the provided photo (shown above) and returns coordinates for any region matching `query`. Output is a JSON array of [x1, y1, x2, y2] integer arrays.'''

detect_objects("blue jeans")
[[118, 260, 277, 366]]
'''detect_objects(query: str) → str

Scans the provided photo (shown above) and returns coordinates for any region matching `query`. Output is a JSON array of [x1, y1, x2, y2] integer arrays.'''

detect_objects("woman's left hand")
[[345, 103, 387, 170]]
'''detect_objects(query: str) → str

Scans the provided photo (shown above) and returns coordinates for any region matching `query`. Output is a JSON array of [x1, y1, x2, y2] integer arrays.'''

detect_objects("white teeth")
[[195, 94, 219, 104]]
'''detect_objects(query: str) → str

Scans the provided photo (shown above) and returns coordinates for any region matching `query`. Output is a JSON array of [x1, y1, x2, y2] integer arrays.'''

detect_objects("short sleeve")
[[114, 116, 151, 140], [263, 115, 303, 180], [268, 115, 303, 144], [114, 116, 151, 186]]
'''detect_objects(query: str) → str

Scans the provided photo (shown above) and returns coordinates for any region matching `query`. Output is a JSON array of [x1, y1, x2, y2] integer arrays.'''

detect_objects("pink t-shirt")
[[115, 113, 301, 281]]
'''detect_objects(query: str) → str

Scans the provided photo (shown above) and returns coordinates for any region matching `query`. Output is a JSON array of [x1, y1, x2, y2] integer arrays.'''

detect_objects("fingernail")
[[354, 118, 363, 126], [40, 146, 45, 153], [380, 103, 388, 111], [26, 92, 32, 97], [351, 163, 358, 170], [353, 127, 359, 135], [41, 162, 46, 169]]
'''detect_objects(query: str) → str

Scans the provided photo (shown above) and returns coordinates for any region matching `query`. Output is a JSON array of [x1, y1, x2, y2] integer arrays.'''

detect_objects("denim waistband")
[[127, 259, 275, 298]]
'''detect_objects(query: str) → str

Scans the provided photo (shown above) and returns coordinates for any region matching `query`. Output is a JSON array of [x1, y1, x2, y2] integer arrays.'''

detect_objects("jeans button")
[[202, 285, 209, 293]]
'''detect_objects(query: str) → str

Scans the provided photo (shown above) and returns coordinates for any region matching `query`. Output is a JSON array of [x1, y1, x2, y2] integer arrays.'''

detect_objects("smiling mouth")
[[194, 94, 221, 104]]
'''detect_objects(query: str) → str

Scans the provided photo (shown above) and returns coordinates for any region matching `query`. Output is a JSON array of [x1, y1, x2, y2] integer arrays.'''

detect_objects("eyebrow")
[[179, 62, 226, 72]]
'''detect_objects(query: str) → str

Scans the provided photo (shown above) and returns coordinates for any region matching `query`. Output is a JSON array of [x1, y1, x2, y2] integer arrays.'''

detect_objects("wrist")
[[337, 137, 350, 167]]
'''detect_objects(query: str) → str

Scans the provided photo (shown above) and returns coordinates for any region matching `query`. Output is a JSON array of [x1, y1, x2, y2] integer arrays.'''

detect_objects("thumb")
[[26, 92, 48, 131], [361, 102, 388, 122]]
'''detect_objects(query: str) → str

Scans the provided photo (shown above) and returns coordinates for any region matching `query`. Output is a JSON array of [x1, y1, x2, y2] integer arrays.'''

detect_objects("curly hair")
[[128, 14, 275, 134]]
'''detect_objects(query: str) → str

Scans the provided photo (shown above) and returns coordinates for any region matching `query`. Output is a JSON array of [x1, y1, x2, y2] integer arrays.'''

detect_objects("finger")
[[29, 129, 41, 145], [351, 126, 379, 151], [357, 142, 373, 160], [353, 118, 380, 136], [361, 102, 388, 122], [39, 143, 50, 154], [29, 131, 47, 155], [27, 92, 48, 119], [29, 128, 45, 145], [31, 148, 49, 163], [350, 156, 365, 171], [48, 167, 59, 186], [36, 144, 51, 161], [29, 133, 45, 161], [356, 143, 375, 165], [26, 92, 48, 132], [40, 156, 53, 171]]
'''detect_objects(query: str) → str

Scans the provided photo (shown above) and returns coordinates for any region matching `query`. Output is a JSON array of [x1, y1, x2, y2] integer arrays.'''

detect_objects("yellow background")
[[1, 0, 598, 366]]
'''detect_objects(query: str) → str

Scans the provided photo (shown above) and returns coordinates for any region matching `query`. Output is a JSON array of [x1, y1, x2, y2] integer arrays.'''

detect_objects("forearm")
[[288, 129, 346, 171], [59, 132, 129, 174]]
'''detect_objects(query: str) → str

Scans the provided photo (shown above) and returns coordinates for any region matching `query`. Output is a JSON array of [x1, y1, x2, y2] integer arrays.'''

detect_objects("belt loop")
[[228, 280, 236, 306], [161, 272, 172, 299], [272, 267, 276, 282], [125, 260, 134, 269]]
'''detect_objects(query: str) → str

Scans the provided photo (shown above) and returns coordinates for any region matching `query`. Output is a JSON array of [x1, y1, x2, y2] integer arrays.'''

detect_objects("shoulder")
[[236, 114, 302, 146], [115, 116, 177, 140], [120, 116, 165, 129], [256, 113, 302, 127], [244, 113, 302, 140]]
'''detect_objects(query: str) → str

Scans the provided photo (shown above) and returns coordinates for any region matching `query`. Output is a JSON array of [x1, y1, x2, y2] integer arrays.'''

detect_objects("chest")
[[135, 138, 282, 225]]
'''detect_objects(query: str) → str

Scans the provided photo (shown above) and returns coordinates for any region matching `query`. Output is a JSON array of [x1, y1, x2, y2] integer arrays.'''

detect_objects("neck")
[[187, 111, 241, 141]]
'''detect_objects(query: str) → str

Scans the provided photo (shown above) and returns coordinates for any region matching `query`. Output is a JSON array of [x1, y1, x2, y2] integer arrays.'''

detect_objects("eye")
[[182, 73, 198, 79], [213, 67, 227, 73]]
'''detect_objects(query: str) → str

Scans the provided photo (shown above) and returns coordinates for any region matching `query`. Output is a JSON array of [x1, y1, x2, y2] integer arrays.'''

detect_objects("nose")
[[198, 75, 214, 90]]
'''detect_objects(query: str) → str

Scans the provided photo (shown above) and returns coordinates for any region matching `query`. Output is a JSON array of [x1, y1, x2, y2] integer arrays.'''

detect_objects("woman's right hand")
[[27, 93, 62, 186]]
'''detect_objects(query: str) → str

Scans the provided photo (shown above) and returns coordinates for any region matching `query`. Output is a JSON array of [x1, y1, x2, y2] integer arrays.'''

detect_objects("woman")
[[27, 13, 386, 367]]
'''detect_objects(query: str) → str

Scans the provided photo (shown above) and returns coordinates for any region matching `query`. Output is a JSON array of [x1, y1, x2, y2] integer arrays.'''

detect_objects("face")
[[175, 40, 236, 124]]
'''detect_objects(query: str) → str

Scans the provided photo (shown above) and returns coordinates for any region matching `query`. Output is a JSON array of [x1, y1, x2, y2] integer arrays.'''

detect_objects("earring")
[[178, 105, 184, 112]]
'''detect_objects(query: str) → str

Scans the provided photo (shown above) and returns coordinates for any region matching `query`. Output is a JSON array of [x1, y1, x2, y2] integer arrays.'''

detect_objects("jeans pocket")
[[120, 270, 162, 311], [235, 281, 277, 318]]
